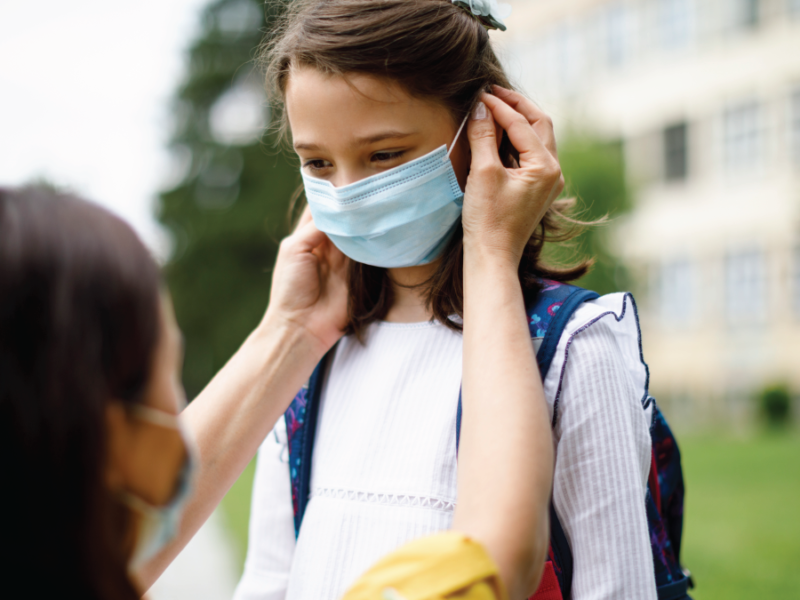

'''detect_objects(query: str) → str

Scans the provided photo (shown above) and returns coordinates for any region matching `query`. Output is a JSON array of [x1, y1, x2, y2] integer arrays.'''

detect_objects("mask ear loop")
[[445, 112, 471, 161], [446, 88, 491, 161], [128, 403, 182, 430]]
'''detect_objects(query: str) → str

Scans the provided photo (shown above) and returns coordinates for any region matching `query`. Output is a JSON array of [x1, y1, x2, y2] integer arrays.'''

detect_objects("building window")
[[664, 122, 688, 181], [792, 88, 800, 165], [725, 249, 766, 323], [546, 23, 583, 93], [659, 259, 696, 323], [605, 4, 632, 67], [731, 0, 760, 29], [723, 101, 761, 172], [657, 0, 692, 49]]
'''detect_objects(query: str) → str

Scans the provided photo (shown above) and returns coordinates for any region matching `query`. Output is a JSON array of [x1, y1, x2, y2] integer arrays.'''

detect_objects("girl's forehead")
[[285, 68, 453, 142], [287, 69, 419, 113]]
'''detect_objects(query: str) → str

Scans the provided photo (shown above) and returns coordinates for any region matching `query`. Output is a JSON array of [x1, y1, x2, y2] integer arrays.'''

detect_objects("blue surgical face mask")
[[119, 404, 197, 570], [302, 116, 469, 268]]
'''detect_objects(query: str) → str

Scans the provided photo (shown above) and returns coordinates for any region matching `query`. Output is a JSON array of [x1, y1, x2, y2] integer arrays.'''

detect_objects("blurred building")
[[499, 0, 800, 425]]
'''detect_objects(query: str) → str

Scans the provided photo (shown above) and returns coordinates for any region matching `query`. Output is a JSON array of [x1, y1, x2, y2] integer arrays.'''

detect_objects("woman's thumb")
[[467, 101, 502, 170]]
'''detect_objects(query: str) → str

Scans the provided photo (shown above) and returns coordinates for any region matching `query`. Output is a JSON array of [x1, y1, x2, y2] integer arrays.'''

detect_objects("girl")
[[236, 1, 659, 600]]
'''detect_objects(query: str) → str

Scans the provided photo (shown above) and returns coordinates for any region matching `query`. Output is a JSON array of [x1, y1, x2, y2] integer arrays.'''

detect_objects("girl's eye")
[[371, 150, 404, 163], [303, 159, 332, 171]]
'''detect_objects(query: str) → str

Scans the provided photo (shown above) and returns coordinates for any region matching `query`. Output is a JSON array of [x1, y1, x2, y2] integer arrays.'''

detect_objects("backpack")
[[283, 279, 693, 600]]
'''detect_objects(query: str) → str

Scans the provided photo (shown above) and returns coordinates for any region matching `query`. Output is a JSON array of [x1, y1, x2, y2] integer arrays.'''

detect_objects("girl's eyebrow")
[[294, 141, 324, 151], [294, 130, 416, 152], [354, 130, 416, 145]]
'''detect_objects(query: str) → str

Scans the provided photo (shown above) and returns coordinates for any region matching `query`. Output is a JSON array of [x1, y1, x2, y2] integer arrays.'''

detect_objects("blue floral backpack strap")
[[284, 346, 336, 537], [455, 278, 598, 599], [647, 404, 694, 600]]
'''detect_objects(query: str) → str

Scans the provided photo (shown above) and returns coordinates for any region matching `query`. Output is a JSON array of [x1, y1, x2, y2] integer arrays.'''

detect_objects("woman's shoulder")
[[542, 291, 652, 425]]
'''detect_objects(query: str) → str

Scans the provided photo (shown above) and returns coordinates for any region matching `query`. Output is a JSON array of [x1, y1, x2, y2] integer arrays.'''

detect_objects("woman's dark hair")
[[0, 186, 162, 599], [262, 0, 591, 338]]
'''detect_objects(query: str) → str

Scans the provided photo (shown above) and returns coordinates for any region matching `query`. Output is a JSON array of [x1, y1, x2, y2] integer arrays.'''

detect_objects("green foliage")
[[552, 136, 631, 296], [755, 384, 793, 428], [680, 433, 800, 599], [158, 0, 298, 399]]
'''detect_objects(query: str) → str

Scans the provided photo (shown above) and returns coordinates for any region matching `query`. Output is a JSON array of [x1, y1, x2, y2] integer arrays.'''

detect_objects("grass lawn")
[[679, 430, 800, 599], [218, 431, 800, 596]]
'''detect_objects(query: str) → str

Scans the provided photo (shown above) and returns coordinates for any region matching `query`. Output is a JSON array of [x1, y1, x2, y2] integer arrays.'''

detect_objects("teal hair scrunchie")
[[451, 0, 512, 32]]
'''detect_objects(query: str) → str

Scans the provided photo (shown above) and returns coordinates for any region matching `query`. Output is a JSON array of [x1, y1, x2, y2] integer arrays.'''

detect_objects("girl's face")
[[286, 67, 471, 191]]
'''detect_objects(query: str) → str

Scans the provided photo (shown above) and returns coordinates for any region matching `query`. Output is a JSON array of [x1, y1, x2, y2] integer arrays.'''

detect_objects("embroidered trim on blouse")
[[310, 488, 456, 512]]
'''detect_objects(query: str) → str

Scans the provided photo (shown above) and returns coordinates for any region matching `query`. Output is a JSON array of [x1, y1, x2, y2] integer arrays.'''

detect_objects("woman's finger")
[[482, 94, 550, 169], [466, 97, 504, 172], [491, 85, 557, 157]]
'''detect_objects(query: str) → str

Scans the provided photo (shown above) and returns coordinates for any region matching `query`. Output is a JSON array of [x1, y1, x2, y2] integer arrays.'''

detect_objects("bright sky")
[[0, 0, 209, 256]]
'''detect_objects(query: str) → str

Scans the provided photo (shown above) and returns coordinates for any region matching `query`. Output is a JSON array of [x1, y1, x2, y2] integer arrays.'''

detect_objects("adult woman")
[[0, 186, 184, 598], [236, 2, 658, 600], [0, 185, 346, 597]]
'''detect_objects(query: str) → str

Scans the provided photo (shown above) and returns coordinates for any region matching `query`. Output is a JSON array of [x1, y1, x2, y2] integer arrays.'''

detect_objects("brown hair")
[[0, 186, 161, 599], [262, 0, 590, 338]]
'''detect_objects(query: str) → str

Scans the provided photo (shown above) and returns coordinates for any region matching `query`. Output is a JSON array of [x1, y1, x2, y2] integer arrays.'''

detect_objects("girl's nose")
[[331, 166, 368, 188]]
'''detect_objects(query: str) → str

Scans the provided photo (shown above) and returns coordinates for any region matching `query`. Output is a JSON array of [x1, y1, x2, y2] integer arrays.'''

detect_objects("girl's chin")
[[387, 261, 441, 282]]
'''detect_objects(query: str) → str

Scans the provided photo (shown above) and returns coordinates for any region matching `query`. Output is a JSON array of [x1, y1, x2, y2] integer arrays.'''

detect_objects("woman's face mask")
[[104, 295, 195, 569], [120, 404, 197, 570]]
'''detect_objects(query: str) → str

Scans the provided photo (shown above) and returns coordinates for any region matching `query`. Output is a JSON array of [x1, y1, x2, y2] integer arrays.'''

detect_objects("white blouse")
[[233, 293, 657, 600]]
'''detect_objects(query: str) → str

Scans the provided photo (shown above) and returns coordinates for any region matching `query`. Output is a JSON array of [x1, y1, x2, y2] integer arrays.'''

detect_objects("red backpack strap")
[[530, 559, 563, 600]]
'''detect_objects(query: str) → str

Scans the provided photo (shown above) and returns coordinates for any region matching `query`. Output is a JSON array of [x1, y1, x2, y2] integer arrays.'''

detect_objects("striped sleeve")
[[546, 294, 657, 600]]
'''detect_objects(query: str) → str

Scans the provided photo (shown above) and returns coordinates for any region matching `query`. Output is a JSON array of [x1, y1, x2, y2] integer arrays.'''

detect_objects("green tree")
[[552, 136, 631, 296], [158, 0, 296, 400]]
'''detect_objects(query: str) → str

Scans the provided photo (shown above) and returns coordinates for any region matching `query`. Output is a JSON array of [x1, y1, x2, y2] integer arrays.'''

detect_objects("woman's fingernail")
[[472, 102, 488, 120]]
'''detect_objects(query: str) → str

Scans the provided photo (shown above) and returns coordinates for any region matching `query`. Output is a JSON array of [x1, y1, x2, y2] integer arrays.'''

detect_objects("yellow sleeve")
[[341, 532, 507, 600]]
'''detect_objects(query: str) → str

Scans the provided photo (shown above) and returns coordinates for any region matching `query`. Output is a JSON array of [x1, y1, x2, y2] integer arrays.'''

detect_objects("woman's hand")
[[262, 209, 349, 356], [461, 86, 564, 268]]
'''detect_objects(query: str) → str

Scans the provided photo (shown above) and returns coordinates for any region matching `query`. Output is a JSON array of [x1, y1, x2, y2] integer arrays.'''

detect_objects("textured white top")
[[233, 293, 657, 600]]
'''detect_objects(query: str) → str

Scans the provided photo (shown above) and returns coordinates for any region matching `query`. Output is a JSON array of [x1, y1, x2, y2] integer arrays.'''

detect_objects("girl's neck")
[[384, 262, 439, 323]]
